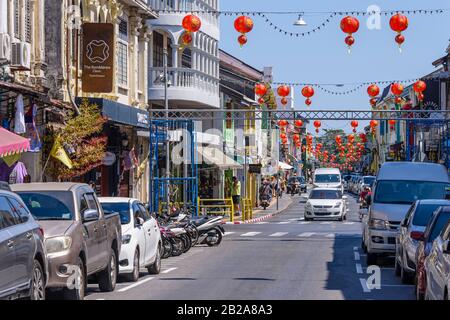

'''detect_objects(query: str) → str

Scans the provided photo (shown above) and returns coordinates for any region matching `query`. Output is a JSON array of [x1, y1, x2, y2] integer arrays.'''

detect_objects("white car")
[[305, 188, 348, 221], [99, 197, 161, 282]]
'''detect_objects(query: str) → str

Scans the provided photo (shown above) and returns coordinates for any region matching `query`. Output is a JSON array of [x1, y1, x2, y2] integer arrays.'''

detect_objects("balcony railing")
[[149, 0, 218, 25], [149, 67, 220, 107]]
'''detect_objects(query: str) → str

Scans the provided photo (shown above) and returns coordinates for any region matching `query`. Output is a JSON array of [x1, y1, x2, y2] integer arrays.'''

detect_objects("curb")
[[224, 201, 291, 225]]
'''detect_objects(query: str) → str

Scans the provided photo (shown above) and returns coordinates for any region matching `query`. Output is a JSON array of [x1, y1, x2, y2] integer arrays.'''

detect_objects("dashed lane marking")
[[241, 232, 262, 237], [298, 232, 315, 237], [354, 252, 361, 261], [223, 232, 235, 236], [276, 221, 291, 224], [343, 222, 355, 225], [298, 222, 311, 225], [325, 233, 335, 238], [254, 222, 269, 225], [269, 232, 289, 237], [320, 222, 333, 225], [117, 277, 155, 293], [161, 267, 177, 274]]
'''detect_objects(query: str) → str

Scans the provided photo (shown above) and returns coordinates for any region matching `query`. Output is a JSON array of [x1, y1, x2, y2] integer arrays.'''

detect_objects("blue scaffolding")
[[149, 119, 198, 216]]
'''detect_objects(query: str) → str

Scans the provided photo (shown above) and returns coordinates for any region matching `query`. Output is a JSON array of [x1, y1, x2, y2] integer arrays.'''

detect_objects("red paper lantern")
[[340, 16, 359, 51], [278, 120, 288, 127], [277, 85, 290, 97], [313, 120, 321, 134], [258, 97, 265, 105], [348, 134, 355, 143], [350, 120, 359, 133], [281, 97, 288, 106], [395, 96, 403, 104], [370, 98, 378, 107], [305, 98, 312, 106], [293, 134, 300, 142], [413, 80, 427, 94], [280, 132, 287, 140], [182, 14, 202, 33], [301, 86, 315, 98], [388, 119, 396, 129], [390, 14, 409, 51], [294, 120, 303, 127], [234, 16, 254, 34], [237, 34, 247, 47], [391, 83, 404, 96], [255, 83, 268, 97], [370, 120, 378, 128], [181, 32, 193, 45], [367, 84, 380, 97], [335, 135, 342, 144]]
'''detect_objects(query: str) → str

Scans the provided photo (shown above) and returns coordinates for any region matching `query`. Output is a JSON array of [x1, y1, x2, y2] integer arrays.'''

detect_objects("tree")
[[49, 99, 107, 179]]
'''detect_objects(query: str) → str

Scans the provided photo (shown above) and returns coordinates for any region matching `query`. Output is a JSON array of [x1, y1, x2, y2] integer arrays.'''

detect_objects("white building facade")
[[147, 0, 220, 109]]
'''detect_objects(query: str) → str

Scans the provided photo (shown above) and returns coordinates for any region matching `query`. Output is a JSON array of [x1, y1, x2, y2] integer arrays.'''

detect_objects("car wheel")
[[366, 252, 378, 265], [63, 257, 85, 300], [30, 260, 45, 301], [98, 248, 118, 292], [147, 244, 161, 275], [126, 249, 140, 282]]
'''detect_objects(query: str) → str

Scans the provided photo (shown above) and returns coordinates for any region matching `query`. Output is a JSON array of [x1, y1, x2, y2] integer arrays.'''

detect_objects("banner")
[[82, 23, 114, 93], [51, 139, 73, 169]]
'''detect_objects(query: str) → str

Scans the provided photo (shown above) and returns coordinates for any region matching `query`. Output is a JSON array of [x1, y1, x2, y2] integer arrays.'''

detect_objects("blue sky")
[[219, 0, 450, 132]]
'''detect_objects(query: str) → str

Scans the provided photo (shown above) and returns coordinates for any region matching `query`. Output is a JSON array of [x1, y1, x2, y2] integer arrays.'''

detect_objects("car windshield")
[[17, 191, 74, 220], [309, 190, 342, 199], [363, 177, 375, 185], [374, 181, 448, 204], [101, 202, 130, 225], [428, 211, 450, 243], [314, 174, 340, 183], [412, 203, 448, 226]]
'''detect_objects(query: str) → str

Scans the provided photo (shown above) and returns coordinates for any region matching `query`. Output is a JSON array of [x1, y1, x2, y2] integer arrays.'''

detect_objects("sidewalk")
[[225, 195, 294, 224]]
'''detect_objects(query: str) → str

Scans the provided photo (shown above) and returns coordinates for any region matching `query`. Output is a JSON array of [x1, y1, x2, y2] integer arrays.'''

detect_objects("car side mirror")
[[135, 217, 144, 227], [83, 209, 99, 222]]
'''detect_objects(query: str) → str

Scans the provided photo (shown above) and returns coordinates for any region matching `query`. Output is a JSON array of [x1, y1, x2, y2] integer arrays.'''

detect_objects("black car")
[[0, 189, 47, 300], [287, 177, 307, 194]]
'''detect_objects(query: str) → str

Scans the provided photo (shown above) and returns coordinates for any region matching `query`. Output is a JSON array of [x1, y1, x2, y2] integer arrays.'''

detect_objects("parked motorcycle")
[[191, 215, 225, 246]]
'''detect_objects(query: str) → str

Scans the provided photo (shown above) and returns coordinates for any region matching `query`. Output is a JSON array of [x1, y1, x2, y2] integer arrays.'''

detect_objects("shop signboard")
[[82, 23, 114, 93]]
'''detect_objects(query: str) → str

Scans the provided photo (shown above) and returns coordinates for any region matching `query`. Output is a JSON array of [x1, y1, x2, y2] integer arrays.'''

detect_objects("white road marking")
[[356, 264, 363, 274], [288, 218, 302, 221], [299, 222, 311, 225], [161, 267, 178, 274], [325, 233, 335, 238], [269, 232, 289, 237], [320, 222, 333, 225], [343, 222, 355, 225], [360, 278, 371, 293], [353, 246, 358, 251], [354, 252, 360, 261], [298, 232, 315, 237], [223, 232, 235, 236], [254, 222, 269, 225], [117, 277, 155, 293], [96, 298, 105, 300], [277, 221, 291, 224], [241, 232, 261, 237]]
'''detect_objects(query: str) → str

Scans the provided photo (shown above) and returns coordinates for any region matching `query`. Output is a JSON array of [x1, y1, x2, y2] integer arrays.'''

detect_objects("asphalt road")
[[85, 193, 415, 300]]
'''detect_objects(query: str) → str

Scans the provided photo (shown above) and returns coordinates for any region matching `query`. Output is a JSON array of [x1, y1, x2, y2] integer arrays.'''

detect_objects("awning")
[[278, 161, 293, 170], [200, 147, 242, 170], [75, 97, 149, 129], [0, 128, 30, 158]]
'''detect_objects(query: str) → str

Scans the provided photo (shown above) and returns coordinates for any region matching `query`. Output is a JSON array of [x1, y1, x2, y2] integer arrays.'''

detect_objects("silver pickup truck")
[[11, 183, 121, 300]]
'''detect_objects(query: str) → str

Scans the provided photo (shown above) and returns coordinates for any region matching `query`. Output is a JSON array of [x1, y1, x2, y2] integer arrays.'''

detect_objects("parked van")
[[363, 162, 449, 265], [313, 168, 343, 191]]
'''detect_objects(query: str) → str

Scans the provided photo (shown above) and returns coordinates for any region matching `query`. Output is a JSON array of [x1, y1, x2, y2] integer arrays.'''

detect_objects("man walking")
[[231, 176, 241, 216]]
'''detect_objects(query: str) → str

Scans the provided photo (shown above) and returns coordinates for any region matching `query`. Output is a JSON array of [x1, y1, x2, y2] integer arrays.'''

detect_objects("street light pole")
[[164, 48, 170, 215]]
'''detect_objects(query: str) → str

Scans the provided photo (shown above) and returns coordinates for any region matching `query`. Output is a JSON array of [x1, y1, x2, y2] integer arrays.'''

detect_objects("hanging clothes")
[[25, 103, 42, 152], [9, 162, 28, 184], [14, 94, 26, 134]]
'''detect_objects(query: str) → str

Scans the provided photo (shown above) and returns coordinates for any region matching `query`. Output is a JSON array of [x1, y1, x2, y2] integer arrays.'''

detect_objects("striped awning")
[[0, 127, 30, 158]]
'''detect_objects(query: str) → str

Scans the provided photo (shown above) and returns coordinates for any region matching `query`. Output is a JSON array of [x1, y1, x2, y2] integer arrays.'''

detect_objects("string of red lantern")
[[234, 16, 254, 47], [181, 14, 202, 47], [301, 86, 315, 107], [390, 13, 409, 52], [340, 16, 360, 53]]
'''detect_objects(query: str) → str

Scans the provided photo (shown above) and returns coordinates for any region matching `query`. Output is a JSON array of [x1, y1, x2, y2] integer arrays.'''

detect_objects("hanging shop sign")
[[248, 164, 262, 174], [82, 23, 114, 93]]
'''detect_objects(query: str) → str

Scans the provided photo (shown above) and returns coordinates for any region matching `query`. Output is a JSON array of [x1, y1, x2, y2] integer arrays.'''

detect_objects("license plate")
[[316, 209, 327, 213]]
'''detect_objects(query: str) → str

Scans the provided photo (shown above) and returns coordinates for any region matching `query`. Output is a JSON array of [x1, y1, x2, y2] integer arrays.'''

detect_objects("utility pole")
[[164, 48, 170, 215]]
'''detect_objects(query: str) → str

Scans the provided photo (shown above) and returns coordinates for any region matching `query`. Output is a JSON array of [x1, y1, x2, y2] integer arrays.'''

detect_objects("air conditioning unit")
[[0, 33, 11, 62], [11, 41, 31, 70]]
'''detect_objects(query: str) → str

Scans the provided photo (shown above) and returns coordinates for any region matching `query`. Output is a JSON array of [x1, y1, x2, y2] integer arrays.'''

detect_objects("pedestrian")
[[231, 176, 241, 216]]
